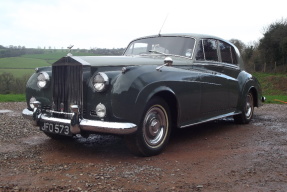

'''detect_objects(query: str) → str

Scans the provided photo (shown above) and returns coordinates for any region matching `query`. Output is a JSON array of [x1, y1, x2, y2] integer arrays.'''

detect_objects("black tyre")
[[234, 92, 254, 124], [125, 97, 171, 156]]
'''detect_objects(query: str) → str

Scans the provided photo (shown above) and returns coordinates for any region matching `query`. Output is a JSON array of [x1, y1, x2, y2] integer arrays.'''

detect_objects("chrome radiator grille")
[[52, 65, 83, 114]]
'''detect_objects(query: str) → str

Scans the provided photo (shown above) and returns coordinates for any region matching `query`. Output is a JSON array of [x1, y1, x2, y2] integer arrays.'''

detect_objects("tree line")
[[0, 45, 125, 58], [0, 45, 45, 58], [231, 19, 287, 73]]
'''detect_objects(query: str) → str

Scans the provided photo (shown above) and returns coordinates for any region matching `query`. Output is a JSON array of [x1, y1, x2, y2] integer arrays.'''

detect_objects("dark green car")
[[22, 33, 265, 156]]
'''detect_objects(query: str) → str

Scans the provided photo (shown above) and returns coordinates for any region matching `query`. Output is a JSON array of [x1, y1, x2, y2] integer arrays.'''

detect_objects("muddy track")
[[0, 102, 286, 192]]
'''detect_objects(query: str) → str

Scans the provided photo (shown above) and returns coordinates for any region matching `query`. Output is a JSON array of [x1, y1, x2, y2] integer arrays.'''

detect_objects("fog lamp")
[[96, 103, 106, 118]]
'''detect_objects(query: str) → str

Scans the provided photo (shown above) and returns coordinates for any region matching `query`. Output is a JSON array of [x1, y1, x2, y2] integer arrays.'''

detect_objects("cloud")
[[0, 0, 286, 48]]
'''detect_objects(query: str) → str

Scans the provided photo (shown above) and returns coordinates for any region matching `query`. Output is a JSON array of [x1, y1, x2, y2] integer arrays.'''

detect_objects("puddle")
[[0, 110, 13, 114]]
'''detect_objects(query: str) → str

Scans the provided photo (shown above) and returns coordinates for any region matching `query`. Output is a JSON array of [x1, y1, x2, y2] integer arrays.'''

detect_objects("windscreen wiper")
[[148, 49, 171, 56]]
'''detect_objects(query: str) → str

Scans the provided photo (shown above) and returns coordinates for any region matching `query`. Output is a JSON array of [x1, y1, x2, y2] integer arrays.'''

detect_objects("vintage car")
[[22, 33, 265, 156]]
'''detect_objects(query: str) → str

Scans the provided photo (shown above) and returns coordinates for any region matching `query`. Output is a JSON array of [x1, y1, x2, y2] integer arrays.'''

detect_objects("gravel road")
[[0, 102, 286, 192]]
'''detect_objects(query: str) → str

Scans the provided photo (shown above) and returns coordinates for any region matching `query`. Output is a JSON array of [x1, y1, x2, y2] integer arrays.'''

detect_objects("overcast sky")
[[1, 0, 287, 49]]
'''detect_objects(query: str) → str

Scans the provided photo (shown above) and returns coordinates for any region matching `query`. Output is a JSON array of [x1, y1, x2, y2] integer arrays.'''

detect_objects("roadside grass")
[[265, 95, 287, 104], [0, 94, 25, 102], [253, 72, 287, 104]]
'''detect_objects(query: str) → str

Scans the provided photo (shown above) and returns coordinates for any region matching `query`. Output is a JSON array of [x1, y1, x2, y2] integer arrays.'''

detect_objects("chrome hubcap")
[[245, 93, 253, 119], [143, 105, 168, 147]]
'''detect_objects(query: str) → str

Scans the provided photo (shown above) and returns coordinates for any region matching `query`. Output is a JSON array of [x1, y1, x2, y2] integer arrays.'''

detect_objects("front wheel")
[[125, 97, 171, 156], [234, 92, 254, 124]]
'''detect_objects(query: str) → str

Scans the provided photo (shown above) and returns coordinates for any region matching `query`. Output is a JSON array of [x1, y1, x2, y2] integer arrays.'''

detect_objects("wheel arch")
[[135, 86, 179, 129], [153, 91, 179, 129], [249, 86, 258, 107]]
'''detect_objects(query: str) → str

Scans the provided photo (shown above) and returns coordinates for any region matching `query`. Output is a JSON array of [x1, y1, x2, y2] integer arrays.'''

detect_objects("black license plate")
[[41, 122, 71, 136]]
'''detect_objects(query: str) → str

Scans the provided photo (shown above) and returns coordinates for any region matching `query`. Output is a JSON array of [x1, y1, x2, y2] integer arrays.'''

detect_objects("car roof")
[[131, 33, 229, 43]]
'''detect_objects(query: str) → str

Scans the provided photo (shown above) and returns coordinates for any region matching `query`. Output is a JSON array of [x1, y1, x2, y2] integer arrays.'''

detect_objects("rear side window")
[[219, 41, 238, 64], [203, 39, 218, 61], [195, 39, 218, 61]]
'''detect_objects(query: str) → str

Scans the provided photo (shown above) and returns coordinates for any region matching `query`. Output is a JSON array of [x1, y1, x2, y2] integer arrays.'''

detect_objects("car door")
[[218, 40, 240, 109], [194, 39, 230, 116]]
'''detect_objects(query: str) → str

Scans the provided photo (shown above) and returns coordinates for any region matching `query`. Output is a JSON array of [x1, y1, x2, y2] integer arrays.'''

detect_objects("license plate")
[[41, 122, 71, 136]]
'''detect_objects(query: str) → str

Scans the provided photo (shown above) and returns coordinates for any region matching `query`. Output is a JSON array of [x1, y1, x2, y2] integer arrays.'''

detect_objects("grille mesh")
[[52, 65, 83, 115]]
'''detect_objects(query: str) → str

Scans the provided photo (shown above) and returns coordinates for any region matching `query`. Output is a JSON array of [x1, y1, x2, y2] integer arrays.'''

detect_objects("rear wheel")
[[125, 97, 171, 156], [234, 92, 254, 124]]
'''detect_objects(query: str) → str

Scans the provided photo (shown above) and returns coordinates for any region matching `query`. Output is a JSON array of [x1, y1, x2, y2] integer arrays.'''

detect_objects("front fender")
[[111, 66, 158, 125], [110, 65, 200, 126]]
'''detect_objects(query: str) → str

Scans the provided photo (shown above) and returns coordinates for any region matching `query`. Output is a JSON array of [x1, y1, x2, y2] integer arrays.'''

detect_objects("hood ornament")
[[67, 45, 74, 56]]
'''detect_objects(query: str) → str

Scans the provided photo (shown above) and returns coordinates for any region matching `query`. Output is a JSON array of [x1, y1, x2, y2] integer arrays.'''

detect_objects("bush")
[[0, 72, 29, 94]]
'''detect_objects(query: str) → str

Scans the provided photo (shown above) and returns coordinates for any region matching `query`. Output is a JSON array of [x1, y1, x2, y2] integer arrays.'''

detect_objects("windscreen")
[[124, 36, 195, 58]]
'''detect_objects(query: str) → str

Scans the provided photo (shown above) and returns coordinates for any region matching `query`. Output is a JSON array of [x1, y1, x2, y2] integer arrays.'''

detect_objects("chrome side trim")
[[22, 108, 137, 135], [80, 119, 137, 135], [180, 111, 240, 128]]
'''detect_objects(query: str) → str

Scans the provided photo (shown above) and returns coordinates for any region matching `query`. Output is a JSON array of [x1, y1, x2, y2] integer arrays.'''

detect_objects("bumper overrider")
[[22, 103, 137, 135]]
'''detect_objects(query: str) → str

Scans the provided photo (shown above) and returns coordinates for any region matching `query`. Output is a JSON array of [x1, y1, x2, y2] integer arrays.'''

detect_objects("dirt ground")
[[0, 102, 286, 192]]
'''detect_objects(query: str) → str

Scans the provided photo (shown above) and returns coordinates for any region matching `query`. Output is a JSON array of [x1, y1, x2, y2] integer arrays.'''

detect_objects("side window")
[[219, 41, 232, 64], [195, 40, 204, 60], [203, 39, 218, 61], [125, 43, 148, 55]]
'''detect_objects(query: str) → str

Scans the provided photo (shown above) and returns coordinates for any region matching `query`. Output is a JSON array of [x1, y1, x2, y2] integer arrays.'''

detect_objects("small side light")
[[29, 97, 36, 109], [96, 103, 106, 118]]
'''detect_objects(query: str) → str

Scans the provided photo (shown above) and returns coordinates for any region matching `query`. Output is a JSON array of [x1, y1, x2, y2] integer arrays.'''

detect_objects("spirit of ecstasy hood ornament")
[[67, 45, 74, 56]]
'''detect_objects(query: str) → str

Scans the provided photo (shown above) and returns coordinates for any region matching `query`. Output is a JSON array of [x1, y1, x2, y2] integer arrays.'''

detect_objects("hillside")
[[0, 51, 98, 77]]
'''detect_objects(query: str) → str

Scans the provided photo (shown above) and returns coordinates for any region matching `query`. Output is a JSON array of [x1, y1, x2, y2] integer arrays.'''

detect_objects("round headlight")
[[96, 103, 106, 118], [37, 72, 50, 88], [93, 72, 109, 92]]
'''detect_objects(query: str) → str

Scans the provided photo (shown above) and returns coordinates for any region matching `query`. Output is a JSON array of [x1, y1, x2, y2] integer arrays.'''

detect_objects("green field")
[[0, 55, 50, 77], [0, 57, 50, 68], [21, 51, 97, 64], [0, 51, 98, 77]]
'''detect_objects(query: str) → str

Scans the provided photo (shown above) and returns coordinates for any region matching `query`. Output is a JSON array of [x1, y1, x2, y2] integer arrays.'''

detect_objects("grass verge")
[[264, 95, 287, 104], [0, 94, 26, 102]]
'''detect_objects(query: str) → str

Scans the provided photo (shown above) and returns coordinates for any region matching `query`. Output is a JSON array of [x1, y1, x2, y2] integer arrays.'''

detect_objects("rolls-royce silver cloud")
[[22, 33, 265, 156]]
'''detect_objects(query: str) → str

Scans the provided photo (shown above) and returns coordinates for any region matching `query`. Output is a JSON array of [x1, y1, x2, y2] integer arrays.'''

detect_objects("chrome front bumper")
[[22, 108, 137, 135]]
